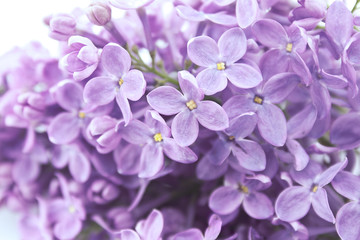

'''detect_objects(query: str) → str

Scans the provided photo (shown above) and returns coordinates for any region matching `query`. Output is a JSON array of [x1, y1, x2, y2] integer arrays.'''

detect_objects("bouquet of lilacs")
[[2, 0, 360, 239]]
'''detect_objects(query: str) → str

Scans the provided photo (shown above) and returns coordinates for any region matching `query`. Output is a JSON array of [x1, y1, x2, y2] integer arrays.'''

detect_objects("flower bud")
[[49, 14, 76, 41], [86, 1, 112, 26]]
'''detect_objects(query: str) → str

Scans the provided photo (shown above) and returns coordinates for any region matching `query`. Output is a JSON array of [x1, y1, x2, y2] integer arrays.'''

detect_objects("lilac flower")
[[223, 72, 301, 146], [120, 110, 198, 178], [48, 14, 76, 41], [109, 0, 154, 10], [61, 36, 99, 81], [86, 178, 120, 204], [48, 80, 111, 144], [147, 70, 229, 146], [332, 171, 360, 240], [83, 43, 146, 124], [187, 27, 262, 95], [86, 1, 112, 26], [252, 19, 311, 83], [118, 209, 163, 240], [209, 170, 274, 219], [330, 112, 360, 150], [275, 159, 347, 222]]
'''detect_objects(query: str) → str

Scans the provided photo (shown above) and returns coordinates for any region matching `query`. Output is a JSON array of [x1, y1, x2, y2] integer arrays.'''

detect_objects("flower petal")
[[243, 192, 274, 219], [83, 76, 116, 106], [236, 0, 258, 28], [122, 69, 146, 101], [317, 158, 347, 187], [196, 68, 228, 95], [225, 63, 262, 89], [48, 113, 80, 145], [101, 43, 131, 76], [141, 209, 164, 240], [209, 186, 243, 215], [52, 80, 84, 111], [287, 104, 317, 139], [194, 101, 229, 130], [330, 112, 360, 149], [172, 229, 203, 240], [187, 36, 219, 67], [196, 154, 228, 180], [175, 5, 206, 22], [232, 139, 266, 171], [252, 19, 288, 48], [116, 89, 132, 125], [178, 70, 203, 101], [119, 229, 141, 240], [204, 214, 222, 240], [286, 139, 309, 171], [336, 202, 360, 240], [207, 139, 232, 165], [171, 110, 199, 147], [163, 138, 198, 163], [225, 112, 257, 139], [259, 49, 290, 81], [139, 144, 163, 178], [114, 144, 141, 175], [147, 86, 185, 115], [332, 171, 360, 201], [275, 186, 311, 222], [312, 188, 335, 223], [218, 28, 247, 64], [69, 150, 91, 183], [121, 119, 152, 145]]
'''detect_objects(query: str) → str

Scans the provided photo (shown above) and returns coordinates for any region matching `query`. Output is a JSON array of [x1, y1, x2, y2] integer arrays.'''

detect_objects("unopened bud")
[[86, 1, 112, 26]]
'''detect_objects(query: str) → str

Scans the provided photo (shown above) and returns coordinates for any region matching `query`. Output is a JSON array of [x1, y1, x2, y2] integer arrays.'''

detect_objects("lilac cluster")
[[1, 0, 360, 239]]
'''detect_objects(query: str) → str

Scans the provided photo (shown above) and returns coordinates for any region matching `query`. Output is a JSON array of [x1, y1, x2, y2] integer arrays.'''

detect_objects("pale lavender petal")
[[101, 43, 131, 76], [119, 229, 141, 240], [88, 116, 117, 136], [287, 104, 317, 139], [77, 45, 98, 64], [290, 160, 322, 187], [83, 76, 117, 106], [310, 81, 331, 120], [69, 150, 91, 183], [52, 80, 84, 111], [225, 63, 262, 89], [336, 202, 360, 240], [262, 73, 300, 103], [209, 186, 243, 215], [114, 144, 141, 175], [73, 63, 97, 81], [257, 103, 287, 147], [332, 171, 360, 201], [223, 95, 256, 119], [54, 217, 82, 240], [225, 112, 257, 139], [116, 89, 132, 125], [172, 229, 203, 240], [196, 68, 227, 95], [330, 112, 360, 149], [178, 70, 203, 101], [122, 69, 146, 101], [275, 186, 311, 222], [139, 144, 163, 178], [316, 158, 347, 187], [196, 154, 228, 180], [232, 139, 266, 171], [286, 139, 309, 171], [311, 188, 335, 223], [218, 28, 247, 64], [243, 192, 274, 219], [206, 13, 237, 26], [259, 49, 290, 81], [141, 209, 164, 240], [121, 119, 152, 145], [171, 110, 199, 147], [187, 36, 219, 67], [236, 0, 258, 29], [176, 5, 206, 22], [194, 101, 229, 130], [48, 112, 80, 144], [12, 159, 40, 184], [147, 86, 186, 115], [163, 138, 198, 163], [290, 52, 312, 85], [320, 70, 348, 89], [204, 214, 222, 240], [251, 19, 288, 48]]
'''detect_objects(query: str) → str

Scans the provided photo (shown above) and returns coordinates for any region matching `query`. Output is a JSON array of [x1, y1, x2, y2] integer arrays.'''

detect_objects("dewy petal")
[[194, 101, 229, 130], [262, 73, 300, 104], [121, 119, 152, 145], [178, 70, 203, 101], [204, 214, 222, 240], [196, 68, 228, 95], [316, 158, 347, 187], [118, 229, 141, 240], [101, 43, 131, 76], [232, 139, 266, 171], [326, 0, 353, 48], [332, 171, 360, 201], [68, 151, 91, 183], [163, 137, 198, 163], [225, 63, 262, 89], [286, 139, 309, 171], [236, 0, 258, 28], [311, 188, 335, 223], [122, 69, 146, 101], [243, 192, 274, 219], [209, 186, 244, 215], [187, 36, 219, 67], [257, 103, 287, 147], [83, 76, 117, 106], [172, 229, 203, 240], [251, 19, 288, 48], [48, 113, 80, 145], [218, 28, 247, 64], [52, 80, 84, 111], [171, 110, 199, 147], [225, 112, 257, 139], [175, 5, 206, 22], [141, 209, 164, 240], [336, 202, 360, 240], [116, 89, 132, 125], [147, 86, 186, 115], [139, 144, 163, 178], [275, 186, 311, 222]]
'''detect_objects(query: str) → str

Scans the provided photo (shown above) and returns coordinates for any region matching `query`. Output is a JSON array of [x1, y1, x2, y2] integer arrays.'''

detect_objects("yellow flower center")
[[186, 100, 197, 110], [311, 185, 318, 193], [153, 133, 163, 142], [253, 95, 264, 105], [118, 78, 124, 86], [216, 62, 226, 70], [239, 185, 249, 194], [78, 111, 86, 119], [228, 136, 235, 141], [286, 43, 293, 53], [68, 205, 76, 213]]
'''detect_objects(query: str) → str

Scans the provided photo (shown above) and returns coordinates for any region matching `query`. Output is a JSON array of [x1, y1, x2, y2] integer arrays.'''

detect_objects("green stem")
[[352, 0, 360, 13]]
